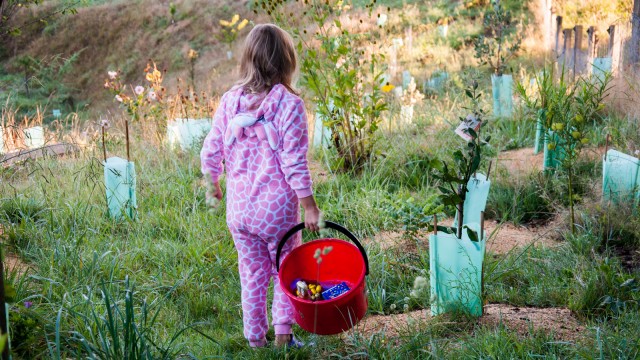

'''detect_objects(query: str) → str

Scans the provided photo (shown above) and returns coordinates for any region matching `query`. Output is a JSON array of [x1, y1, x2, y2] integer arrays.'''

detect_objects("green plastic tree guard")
[[592, 58, 612, 83], [602, 149, 640, 206], [104, 157, 137, 220], [430, 223, 486, 317], [425, 71, 449, 92], [167, 118, 212, 151], [452, 173, 491, 227], [313, 109, 332, 149], [534, 115, 545, 154], [23, 126, 44, 149], [491, 74, 513, 118], [402, 70, 412, 89], [543, 131, 565, 170]]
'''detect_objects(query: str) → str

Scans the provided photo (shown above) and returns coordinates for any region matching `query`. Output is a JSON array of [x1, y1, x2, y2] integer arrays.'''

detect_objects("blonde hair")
[[236, 23, 298, 95]]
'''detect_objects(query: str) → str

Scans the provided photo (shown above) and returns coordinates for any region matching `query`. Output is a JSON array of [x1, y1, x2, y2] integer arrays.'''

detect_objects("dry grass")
[[6, 0, 254, 116]]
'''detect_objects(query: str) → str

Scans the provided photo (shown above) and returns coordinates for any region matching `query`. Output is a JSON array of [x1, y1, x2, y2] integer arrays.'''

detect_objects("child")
[[200, 24, 320, 348]]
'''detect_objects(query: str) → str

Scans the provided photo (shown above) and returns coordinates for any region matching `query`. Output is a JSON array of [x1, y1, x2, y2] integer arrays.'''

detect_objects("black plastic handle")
[[275, 221, 369, 275]]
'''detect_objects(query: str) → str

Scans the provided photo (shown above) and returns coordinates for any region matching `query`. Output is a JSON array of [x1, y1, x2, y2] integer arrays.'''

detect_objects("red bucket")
[[276, 221, 369, 335]]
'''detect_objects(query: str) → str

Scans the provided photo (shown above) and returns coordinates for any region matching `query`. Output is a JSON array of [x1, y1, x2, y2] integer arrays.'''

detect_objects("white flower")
[[377, 13, 388, 27], [100, 119, 110, 128], [410, 276, 428, 298], [115, 95, 123, 102], [134, 86, 144, 95], [390, 303, 396, 311], [335, 57, 346, 69], [148, 91, 157, 101], [108, 71, 118, 79], [403, 304, 409, 311]]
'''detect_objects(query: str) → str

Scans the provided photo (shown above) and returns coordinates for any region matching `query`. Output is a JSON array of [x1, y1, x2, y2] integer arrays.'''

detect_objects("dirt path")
[[0, 226, 30, 276], [365, 216, 563, 255], [349, 303, 584, 343]]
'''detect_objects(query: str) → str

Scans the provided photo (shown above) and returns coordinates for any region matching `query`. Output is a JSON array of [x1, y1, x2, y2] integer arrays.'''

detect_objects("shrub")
[[257, 0, 389, 172]]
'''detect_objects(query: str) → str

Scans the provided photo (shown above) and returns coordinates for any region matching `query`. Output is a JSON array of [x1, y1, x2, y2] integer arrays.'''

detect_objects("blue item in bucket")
[[321, 282, 350, 300]]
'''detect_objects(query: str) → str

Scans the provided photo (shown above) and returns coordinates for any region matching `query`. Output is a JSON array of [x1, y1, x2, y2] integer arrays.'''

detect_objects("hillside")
[[2, 0, 256, 116]]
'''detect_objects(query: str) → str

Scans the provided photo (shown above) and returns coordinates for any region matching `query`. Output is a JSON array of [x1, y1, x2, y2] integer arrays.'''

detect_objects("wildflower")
[[148, 91, 157, 101], [237, 19, 249, 31], [410, 276, 428, 298], [230, 14, 240, 26], [382, 83, 395, 93], [108, 71, 118, 79], [188, 48, 199, 60], [100, 119, 110, 128], [23, 301, 33, 309], [390, 303, 397, 311], [220, 19, 230, 26], [115, 94, 123, 102], [403, 304, 409, 311], [104, 81, 110, 88], [134, 86, 145, 95]]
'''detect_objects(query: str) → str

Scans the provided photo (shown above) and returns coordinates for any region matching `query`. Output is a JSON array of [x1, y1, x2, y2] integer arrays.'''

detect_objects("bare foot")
[[274, 334, 292, 347]]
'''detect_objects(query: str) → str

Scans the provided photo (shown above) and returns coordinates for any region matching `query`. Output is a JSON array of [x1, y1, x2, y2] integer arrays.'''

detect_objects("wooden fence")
[[540, 0, 640, 79]]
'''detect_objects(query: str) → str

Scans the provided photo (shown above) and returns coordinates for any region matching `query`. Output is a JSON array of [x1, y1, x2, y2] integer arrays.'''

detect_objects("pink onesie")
[[200, 84, 312, 347]]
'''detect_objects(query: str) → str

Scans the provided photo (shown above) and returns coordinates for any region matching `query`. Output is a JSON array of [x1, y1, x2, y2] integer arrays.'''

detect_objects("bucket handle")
[[275, 221, 369, 275]]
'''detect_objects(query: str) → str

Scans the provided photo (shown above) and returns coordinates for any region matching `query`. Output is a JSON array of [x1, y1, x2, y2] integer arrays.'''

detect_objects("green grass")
[[1, 117, 639, 358]]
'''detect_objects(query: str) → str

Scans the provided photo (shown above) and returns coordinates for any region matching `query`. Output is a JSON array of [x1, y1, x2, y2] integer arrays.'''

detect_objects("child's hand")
[[300, 195, 321, 232], [205, 178, 223, 208]]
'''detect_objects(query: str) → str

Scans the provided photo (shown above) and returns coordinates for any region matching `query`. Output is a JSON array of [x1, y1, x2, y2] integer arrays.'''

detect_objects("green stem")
[[568, 165, 576, 235]]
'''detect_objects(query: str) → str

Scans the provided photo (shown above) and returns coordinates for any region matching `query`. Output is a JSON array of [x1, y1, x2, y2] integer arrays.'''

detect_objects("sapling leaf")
[[465, 89, 473, 99], [465, 226, 479, 242]]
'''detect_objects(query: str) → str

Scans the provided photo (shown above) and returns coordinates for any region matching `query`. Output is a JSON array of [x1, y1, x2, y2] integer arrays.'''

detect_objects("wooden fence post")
[[562, 28, 573, 72], [630, 0, 640, 66], [555, 16, 563, 57], [587, 26, 597, 76], [609, 25, 622, 76], [573, 25, 584, 79]]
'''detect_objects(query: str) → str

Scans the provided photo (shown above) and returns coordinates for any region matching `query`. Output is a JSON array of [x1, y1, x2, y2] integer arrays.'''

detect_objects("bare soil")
[[348, 304, 584, 343], [364, 217, 563, 255]]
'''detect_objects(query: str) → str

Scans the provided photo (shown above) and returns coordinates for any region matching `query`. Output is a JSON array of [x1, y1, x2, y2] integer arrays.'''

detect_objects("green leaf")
[[465, 227, 479, 242]]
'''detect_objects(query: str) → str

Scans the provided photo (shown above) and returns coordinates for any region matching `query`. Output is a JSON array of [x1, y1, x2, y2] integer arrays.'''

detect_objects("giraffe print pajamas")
[[200, 84, 312, 346]]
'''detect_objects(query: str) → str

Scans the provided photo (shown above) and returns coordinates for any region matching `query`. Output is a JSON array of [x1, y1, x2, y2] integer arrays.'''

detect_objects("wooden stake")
[[604, 134, 610, 161], [480, 211, 485, 241], [125, 119, 131, 162], [487, 160, 493, 180], [433, 214, 438, 235], [101, 125, 107, 162]]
